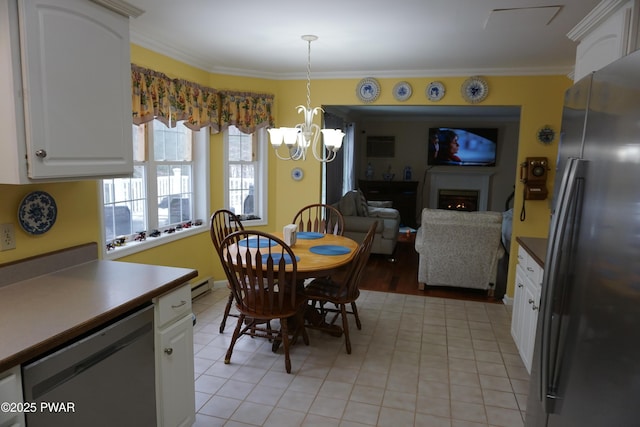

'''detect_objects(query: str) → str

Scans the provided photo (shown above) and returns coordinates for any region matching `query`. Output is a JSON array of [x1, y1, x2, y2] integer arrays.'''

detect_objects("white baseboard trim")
[[190, 276, 212, 299], [212, 279, 228, 290]]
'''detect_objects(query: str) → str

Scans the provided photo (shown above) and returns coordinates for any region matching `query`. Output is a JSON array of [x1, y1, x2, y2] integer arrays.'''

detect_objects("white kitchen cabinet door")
[[522, 274, 541, 372], [156, 313, 195, 427], [571, 0, 640, 81], [511, 264, 527, 354], [511, 244, 543, 373], [0, 366, 26, 426], [0, 0, 132, 183]]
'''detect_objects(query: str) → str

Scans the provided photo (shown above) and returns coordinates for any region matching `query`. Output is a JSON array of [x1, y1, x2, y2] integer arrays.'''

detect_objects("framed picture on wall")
[[366, 136, 395, 158]]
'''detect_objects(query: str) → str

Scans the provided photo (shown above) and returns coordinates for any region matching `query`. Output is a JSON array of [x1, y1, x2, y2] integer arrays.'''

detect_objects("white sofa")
[[334, 190, 401, 255], [414, 208, 505, 292]]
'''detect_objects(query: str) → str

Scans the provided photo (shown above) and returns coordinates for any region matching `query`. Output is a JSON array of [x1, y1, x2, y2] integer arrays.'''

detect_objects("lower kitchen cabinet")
[[154, 284, 195, 427], [511, 244, 543, 373], [0, 366, 25, 426]]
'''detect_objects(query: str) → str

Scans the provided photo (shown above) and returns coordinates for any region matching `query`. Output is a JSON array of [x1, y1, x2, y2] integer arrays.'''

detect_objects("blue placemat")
[[297, 231, 325, 240], [238, 238, 277, 248], [261, 253, 299, 264], [309, 245, 351, 255]]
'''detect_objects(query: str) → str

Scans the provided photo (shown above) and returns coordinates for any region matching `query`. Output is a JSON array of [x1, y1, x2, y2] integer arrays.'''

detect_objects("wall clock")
[[537, 126, 555, 144], [461, 76, 489, 104]]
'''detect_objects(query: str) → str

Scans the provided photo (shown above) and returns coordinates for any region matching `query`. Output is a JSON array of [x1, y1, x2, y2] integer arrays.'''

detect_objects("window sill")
[[241, 218, 268, 227], [103, 225, 208, 260]]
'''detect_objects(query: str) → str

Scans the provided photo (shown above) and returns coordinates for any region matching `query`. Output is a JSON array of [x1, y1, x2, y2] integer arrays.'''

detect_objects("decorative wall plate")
[[356, 78, 381, 103], [291, 167, 304, 181], [18, 191, 57, 235], [537, 126, 555, 144], [426, 81, 445, 101], [392, 81, 412, 101], [461, 76, 489, 104]]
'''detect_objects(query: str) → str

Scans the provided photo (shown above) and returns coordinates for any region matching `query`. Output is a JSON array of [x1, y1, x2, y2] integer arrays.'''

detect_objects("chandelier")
[[268, 35, 345, 162]]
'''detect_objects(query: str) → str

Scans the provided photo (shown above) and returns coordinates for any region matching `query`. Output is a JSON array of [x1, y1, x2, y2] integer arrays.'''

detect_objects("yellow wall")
[[0, 44, 572, 298]]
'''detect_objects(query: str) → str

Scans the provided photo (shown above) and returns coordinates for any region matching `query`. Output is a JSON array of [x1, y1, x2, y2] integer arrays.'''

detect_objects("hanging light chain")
[[305, 37, 312, 111]]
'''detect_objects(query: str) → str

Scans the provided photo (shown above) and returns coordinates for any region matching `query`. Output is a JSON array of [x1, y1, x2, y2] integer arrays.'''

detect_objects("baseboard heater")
[[190, 276, 212, 299]]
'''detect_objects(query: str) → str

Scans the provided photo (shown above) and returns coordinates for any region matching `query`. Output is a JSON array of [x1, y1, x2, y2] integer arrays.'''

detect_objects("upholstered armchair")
[[333, 190, 400, 255], [414, 208, 505, 293]]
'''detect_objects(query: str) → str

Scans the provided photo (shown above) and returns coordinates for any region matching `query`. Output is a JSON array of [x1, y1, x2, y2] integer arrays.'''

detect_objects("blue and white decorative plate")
[[393, 81, 412, 101], [18, 191, 57, 235], [291, 167, 304, 181], [426, 81, 445, 102], [461, 76, 488, 104], [356, 78, 381, 103]]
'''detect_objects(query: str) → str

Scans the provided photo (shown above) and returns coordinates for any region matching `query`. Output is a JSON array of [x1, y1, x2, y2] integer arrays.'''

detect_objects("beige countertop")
[[516, 236, 548, 268], [0, 249, 197, 372]]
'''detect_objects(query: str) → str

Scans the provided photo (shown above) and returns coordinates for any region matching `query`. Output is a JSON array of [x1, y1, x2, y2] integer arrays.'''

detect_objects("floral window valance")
[[131, 64, 274, 133]]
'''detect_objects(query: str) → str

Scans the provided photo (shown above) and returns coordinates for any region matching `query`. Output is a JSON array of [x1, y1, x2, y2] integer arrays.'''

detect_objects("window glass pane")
[[226, 125, 263, 221], [228, 163, 255, 216], [157, 164, 193, 227], [103, 165, 146, 240], [228, 126, 253, 162], [153, 121, 192, 161]]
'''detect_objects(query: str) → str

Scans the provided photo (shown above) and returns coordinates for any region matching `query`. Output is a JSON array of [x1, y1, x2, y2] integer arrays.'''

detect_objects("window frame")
[[223, 126, 268, 227], [101, 120, 210, 260]]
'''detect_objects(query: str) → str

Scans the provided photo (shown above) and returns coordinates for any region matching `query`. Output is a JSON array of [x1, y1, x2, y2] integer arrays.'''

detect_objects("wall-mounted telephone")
[[520, 157, 549, 200]]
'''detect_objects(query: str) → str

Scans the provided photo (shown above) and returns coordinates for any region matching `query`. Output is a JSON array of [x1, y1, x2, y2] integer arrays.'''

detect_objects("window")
[[102, 119, 209, 257], [224, 126, 267, 225]]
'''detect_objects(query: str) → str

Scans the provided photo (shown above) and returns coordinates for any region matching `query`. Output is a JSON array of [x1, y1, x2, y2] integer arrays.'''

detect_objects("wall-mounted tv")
[[428, 127, 498, 166]]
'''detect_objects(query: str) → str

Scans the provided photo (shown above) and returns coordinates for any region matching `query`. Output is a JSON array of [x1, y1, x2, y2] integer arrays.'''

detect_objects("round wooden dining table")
[[274, 232, 359, 279], [224, 231, 358, 278], [225, 231, 359, 338]]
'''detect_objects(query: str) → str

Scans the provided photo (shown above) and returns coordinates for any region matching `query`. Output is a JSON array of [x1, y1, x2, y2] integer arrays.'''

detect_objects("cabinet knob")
[[164, 348, 173, 355], [518, 283, 524, 288], [35, 149, 47, 158], [527, 267, 534, 272], [528, 299, 538, 310]]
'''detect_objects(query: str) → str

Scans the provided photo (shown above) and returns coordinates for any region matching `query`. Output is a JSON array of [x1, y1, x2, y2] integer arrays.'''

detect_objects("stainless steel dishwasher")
[[22, 304, 157, 426]]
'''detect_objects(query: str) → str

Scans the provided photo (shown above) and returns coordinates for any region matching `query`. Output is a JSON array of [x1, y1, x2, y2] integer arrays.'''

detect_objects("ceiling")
[[126, 0, 600, 80]]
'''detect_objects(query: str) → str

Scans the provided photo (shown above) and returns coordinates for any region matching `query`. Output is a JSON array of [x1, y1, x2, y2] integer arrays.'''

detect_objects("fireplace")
[[438, 189, 479, 211], [428, 170, 493, 211]]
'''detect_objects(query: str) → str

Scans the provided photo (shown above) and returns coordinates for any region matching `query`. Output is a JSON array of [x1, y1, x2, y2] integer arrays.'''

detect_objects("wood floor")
[[359, 237, 506, 304]]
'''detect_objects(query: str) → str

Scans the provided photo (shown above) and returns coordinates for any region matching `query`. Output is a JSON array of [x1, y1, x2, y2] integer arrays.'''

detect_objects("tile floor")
[[191, 286, 528, 427]]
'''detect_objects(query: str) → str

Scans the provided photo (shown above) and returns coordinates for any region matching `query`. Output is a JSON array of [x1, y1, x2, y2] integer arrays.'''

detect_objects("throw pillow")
[[356, 189, 369, 217], [338, 192, 357, 216]]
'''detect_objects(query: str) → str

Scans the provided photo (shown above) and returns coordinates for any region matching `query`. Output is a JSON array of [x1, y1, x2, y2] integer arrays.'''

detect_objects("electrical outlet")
[[0, 223, 16, 251]]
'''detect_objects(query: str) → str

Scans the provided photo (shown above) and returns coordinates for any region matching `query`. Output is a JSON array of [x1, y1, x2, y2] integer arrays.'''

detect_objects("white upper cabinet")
[[569, 0, 640, 81], [0, 0, 138, 184]]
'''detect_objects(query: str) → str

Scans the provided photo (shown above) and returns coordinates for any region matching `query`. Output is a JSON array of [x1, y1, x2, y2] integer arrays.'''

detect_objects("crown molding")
[[130, 30, 213, 72], [131, 31, 574, 80]]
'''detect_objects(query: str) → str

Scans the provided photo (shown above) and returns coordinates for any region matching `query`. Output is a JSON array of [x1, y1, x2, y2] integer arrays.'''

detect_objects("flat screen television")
[[428, 127, 498, 166]]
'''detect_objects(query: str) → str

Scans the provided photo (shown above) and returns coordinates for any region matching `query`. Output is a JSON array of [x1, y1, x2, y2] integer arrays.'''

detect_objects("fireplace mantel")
[[428, 169, 495, 211]]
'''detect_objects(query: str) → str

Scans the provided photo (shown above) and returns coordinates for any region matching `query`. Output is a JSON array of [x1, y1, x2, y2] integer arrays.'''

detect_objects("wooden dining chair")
[[220, 230, 309, 373], [292, 203, 344, 236], [209, 209, 244, 333], [303, 222, 376, 354]]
